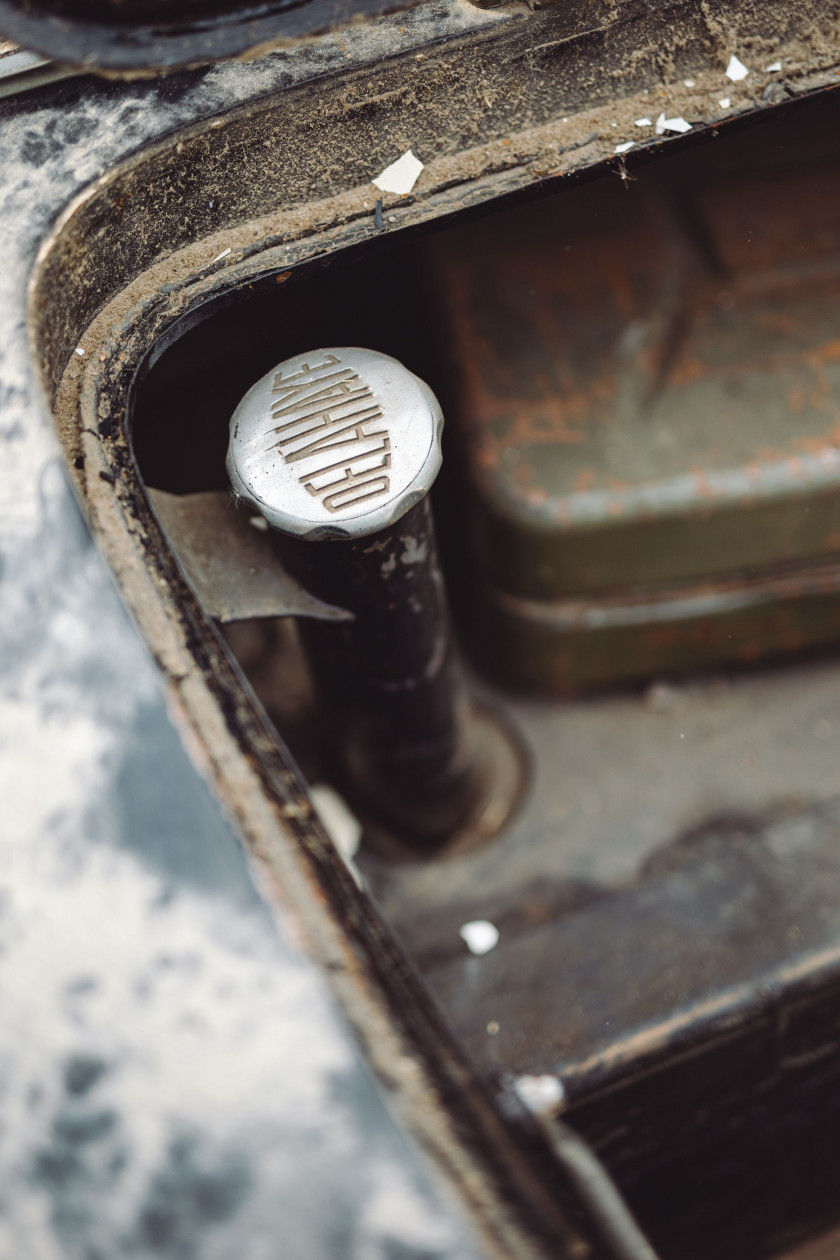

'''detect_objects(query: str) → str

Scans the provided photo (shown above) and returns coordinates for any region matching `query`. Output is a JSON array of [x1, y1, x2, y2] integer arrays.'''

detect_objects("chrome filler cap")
[[227, 347, 444, 542]]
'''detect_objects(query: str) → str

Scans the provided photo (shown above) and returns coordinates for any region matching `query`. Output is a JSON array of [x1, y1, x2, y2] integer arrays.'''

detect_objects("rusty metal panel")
[[478, 558, 840, 691], [432, 164, 840, 688]]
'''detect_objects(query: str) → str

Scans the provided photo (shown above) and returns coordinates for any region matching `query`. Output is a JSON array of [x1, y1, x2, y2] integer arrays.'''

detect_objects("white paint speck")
[[767, 61, 782, 72], [401, 536, 428, 565], [683, 78, 696, 87], [726, 54, 749, 82], [655, 113, 692, 134], [513, 1075, 566, 1115], [614, 140, 635, 154], [719, 97, 731, 109], [635, 117, 653, 126], [459, 920, 499, 956], [74, 347, 85, 357], [213, 247, 232, 263], [372, 149, 424, 196], [310, 783, 362, 863]]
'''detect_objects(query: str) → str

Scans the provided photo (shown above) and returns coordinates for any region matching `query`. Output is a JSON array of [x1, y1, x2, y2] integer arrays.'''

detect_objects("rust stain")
[[796, 435, 828, 454], [805, 336, 840, 367], [691, 469, 715, 499], [756, 311, 801, 335]]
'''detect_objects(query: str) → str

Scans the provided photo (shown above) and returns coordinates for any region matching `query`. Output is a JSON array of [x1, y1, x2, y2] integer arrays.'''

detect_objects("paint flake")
[[513, 1075, 566, 1115], [614, 140, 635, 154], [310, 784, 362, 862], [726, 54, 749, 81], [655, 113, 692, 135], [372, 149, 424, 196], [459, 920, 499, 955], [635, 117, 652, 126]]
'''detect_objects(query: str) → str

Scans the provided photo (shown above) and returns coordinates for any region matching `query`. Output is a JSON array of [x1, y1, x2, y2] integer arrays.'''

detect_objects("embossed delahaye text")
[[267, 354, 391, 513]]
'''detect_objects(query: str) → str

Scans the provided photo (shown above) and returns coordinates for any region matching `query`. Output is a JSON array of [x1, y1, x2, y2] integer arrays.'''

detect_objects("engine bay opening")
[[127, 87, 840, 1260]]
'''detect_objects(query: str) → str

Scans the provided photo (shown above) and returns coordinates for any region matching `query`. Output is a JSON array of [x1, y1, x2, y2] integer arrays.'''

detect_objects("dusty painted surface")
[[2, 0, 839, 1251], [0, 20, 496, 1258]]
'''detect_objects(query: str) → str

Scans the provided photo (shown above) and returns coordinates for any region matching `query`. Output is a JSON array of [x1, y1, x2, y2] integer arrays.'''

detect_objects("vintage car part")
[[0, 0, 434, 71], [6, 1, 840, 1259], [227, 348, 481, 842], [120, 85, 840, 1260], [430, 163, 840, 691]]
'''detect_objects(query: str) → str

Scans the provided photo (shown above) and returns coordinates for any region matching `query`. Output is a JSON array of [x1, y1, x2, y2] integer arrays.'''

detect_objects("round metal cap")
[[227, 347, 444, 542]]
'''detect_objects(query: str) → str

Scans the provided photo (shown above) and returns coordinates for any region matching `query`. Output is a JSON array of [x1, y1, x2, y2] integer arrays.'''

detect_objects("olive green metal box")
[[432, 165, 840, 691]]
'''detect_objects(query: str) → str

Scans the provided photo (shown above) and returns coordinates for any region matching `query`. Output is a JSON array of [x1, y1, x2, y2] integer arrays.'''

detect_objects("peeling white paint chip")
[[767, 61, 782, 72], [635, 117, 652, 127], [213, 247, 232, 263], [655, 113, 692, 135], [310, 783, 362, 862], [719, 97, 731, 109], [614, 140, 635, 154], [726, 54, 749, 81], [74, 347, 85, 356], [459, 920, 499, 955], [372, 149, 424, 196], [513, 1075, 566, 1116]]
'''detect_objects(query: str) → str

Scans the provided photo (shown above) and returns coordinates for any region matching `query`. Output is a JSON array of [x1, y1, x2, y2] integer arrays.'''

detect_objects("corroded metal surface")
[[5, 2, 840, 1256], [283, 498, 482, 841], [431, 136, 840, 688], [434, 169, 840, 599], [480, 556, 840, 691]]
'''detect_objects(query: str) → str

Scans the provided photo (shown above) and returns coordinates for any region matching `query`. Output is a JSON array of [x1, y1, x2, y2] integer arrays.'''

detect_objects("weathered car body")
[[4, 2, 840, 1257]]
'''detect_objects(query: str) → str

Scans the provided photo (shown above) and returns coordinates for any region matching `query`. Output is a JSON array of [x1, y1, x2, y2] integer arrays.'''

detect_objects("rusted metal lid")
[[430, 162, 840, 690], [432, 173, 840, 602]]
